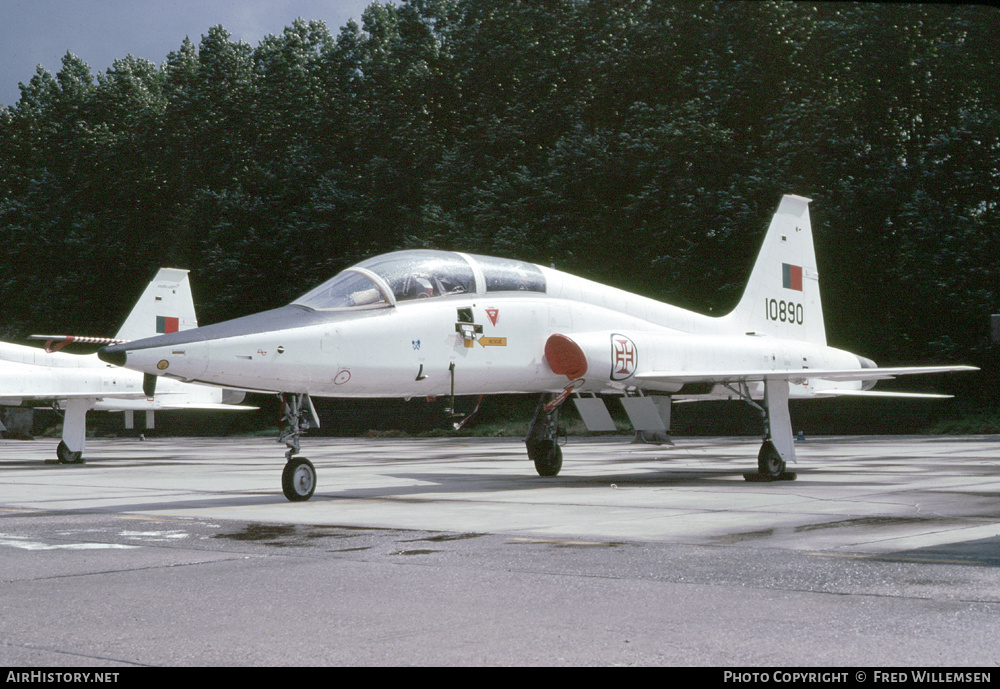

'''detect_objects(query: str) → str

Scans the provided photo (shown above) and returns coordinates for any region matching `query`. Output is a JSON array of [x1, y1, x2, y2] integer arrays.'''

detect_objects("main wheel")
[[57, 440, 84, 464], [528, 439, 562, 477], [282, 457, 316, 501], [757, 441, 786, 477]]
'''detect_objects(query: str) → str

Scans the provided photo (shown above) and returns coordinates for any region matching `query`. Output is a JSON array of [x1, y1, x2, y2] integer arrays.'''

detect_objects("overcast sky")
[[1, 0, 381, 107]]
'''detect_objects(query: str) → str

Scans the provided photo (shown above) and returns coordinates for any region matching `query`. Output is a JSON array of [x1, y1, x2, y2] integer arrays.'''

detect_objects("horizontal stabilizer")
[[29, 335, 126, 343], [29, 334, 127, 353]]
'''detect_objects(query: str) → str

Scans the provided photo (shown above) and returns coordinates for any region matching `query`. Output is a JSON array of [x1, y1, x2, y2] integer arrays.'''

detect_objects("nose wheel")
[[282, 457, 316, 502], [527, 438, 563, 477], [278, 393, 321, 501], [526, 392, 565, 477]]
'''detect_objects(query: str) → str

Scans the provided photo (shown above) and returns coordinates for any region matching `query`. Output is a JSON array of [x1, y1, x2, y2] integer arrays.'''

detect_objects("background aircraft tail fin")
[[722, 195, 827, 346], [114, 268, 198, 341]]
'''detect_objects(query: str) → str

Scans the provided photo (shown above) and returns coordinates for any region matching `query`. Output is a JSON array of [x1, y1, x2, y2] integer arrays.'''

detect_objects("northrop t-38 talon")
[[1, 268, 251, 463], [99, 196, 976, 500]]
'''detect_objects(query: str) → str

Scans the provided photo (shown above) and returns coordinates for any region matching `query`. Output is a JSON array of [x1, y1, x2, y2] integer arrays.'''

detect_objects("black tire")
[[57, 440, 84, 464], [757, 441, 785, 477], [528, 439, 562, 477], [282, 457, 316, 501]]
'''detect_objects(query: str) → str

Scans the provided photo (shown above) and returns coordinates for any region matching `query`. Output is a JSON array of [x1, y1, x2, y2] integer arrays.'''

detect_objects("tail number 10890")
[[765, 298, 804, 325]]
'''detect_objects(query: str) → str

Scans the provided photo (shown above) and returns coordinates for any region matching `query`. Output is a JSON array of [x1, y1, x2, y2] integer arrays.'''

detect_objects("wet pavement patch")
[[794, 516, 957, 533], [708, 529, 777, 545], [508, 537, 627, 548], [214, 523, 374, 547], [406, 533, 485, 543], [216, 523, 298, 543]]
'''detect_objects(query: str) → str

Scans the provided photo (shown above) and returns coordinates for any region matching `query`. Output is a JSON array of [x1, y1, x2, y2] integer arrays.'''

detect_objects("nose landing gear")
[[526, 392, 565, 477], [278, 393, 320, 501], [282, 456, 316, 502]]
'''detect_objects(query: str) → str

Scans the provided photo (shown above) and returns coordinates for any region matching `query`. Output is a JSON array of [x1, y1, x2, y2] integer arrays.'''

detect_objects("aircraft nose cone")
[[98, 346, 127, 367]]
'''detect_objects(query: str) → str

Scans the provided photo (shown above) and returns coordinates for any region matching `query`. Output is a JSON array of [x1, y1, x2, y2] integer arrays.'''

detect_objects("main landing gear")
[[752, 439, 794, 481], [729, 379, 797, 482], [47, 399, 88, 464], [278, 393, 320, 501], [526, 392, 564, 477], [56, 440, 84, 464]]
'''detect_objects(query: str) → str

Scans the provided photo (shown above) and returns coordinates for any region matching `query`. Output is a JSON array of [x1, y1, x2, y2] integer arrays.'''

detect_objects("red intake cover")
[[544, 334, 588, 380]]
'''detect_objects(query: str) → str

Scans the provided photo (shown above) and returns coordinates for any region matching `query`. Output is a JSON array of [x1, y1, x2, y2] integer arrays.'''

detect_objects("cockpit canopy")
[[294, 250, 546, 310]]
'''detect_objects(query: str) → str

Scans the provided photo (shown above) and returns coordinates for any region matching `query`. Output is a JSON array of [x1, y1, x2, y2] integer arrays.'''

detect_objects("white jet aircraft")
[[1, 268, 250, 463], [98, 196, 975, 500]]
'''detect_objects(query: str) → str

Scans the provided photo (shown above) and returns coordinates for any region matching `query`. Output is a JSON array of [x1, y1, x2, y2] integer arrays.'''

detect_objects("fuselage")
[[0, 340, 230, 411], [99, 250, 866, 401]]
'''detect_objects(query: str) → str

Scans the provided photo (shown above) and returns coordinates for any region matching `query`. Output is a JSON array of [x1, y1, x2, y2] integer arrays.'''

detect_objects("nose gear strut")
[[278, 393, 321, 501], [525, 391, 566, 477]]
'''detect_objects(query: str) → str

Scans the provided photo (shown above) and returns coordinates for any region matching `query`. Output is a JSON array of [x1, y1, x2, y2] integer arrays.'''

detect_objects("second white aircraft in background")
[[99, 196, 976, 500], [1, 268, 251, 463]]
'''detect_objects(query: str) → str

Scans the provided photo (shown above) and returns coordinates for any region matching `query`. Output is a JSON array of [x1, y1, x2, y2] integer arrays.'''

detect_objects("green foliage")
[[1, 0, 997, 412], [924, 410, 1000, 436]]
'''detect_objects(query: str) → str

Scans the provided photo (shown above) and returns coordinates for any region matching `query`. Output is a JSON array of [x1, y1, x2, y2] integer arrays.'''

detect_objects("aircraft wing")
[[150, 402, 258, 410], [1, 391, 151, 402], [0, 390, 256, 409], [1, 390, 232, 401], [636, 365, 976, 385], [808, 389, 953, 399]]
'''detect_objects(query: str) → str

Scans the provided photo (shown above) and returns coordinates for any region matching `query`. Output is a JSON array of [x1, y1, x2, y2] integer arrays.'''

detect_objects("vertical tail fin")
[[722, 195, 826, 345], [113, 268, 197, 341]]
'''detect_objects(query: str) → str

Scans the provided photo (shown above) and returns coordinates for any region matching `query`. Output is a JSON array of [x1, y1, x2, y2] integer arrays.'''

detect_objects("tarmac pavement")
[[1, 434, 998, 666]]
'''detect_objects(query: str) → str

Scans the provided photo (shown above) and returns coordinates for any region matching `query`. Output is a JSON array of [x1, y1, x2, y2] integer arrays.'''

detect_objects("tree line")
[[1, 0, 997, 415]]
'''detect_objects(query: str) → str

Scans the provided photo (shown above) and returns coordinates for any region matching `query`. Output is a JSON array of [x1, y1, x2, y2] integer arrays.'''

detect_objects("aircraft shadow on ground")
[[19, 464, 760, 515]]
